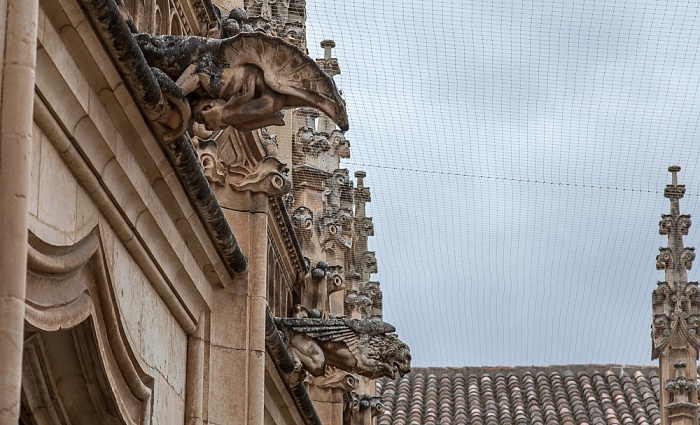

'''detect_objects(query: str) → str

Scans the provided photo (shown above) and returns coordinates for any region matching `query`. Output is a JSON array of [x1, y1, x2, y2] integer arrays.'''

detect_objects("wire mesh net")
[[301, 0, 700, 367]]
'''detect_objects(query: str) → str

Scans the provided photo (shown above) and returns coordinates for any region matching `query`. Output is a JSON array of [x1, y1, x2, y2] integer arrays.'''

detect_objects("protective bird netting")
[[301, 0, 700, 367]]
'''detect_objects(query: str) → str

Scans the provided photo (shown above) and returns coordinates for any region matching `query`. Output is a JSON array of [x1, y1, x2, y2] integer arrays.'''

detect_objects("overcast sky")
[[304, 0, 700, 367]]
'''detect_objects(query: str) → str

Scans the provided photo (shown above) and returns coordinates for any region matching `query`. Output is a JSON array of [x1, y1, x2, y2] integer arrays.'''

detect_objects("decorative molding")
[[25, 229, 153, 423], [269, 197, 307, 276], [664, 361, 698, 420]]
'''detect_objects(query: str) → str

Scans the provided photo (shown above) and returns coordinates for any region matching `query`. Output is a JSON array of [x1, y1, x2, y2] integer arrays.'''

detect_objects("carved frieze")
[[274, 315, 411, 379]]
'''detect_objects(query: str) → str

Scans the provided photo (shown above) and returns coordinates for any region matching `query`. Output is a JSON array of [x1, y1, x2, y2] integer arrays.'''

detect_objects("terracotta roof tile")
[[377, 366, 665, 425]]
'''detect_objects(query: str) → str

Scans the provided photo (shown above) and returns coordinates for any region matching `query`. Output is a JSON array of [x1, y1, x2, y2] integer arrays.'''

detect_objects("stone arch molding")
[[21, 228, 153, 424]]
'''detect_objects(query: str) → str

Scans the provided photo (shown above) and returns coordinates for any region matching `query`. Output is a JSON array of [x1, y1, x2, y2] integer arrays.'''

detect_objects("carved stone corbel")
[[228, 156, 291, 196]]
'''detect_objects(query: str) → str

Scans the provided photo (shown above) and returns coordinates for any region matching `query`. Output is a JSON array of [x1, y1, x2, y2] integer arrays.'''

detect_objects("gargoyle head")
[[136, 31, 348, 139], [367, 333, 412, 379]]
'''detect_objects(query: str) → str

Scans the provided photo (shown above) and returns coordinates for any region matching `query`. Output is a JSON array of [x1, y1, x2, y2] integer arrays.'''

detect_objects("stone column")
[[0, 0, 39, 423]]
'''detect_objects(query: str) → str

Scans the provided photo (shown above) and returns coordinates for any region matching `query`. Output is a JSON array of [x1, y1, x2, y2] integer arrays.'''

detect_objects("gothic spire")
[[652, 165, 700, 425]]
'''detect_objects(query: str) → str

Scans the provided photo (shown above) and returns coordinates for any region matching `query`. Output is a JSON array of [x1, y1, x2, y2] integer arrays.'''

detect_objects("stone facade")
[[0, 0, 408, 424]]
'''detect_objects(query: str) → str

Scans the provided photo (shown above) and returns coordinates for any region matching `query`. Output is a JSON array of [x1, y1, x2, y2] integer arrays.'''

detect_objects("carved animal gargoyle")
[[135, 32, 348, 140], [274, 315, 411, 379]]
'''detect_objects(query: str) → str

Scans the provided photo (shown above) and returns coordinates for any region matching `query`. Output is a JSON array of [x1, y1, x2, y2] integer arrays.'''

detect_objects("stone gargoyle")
[[135, 31, 348, 140], [274, 316, 411, 380]]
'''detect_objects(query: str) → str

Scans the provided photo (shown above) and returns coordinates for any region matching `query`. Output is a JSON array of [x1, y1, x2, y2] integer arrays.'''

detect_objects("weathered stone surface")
[[135, 31, 348, 139], [274, 315, 411, 380]]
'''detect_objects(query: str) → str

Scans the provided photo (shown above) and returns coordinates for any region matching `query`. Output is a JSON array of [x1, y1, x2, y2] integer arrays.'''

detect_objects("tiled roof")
[[376, 365, 663, 425]]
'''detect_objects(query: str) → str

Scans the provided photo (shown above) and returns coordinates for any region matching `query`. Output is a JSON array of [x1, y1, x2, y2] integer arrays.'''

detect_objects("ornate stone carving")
[[345, 289, 373, 319], [135, 30, 348, 141], [345, 282, 383, 320], [657, 248, 674, 270], [343, 391, 384, 424], [24, 230, 153, 422], [229, 156, 291, 195], [274, 316, 411, 379], [682, 248, 696, 270], [317, 40, 340, 77], [305, 366, 359, 391], [361, 252, 378, 275], [315, 207, 353, 250], [664, 361, 698, 420], [260, 127, 279, 157], [193, 137, 227, 185], [292, 206, 314, 247], [300, 262, 345, 314], [294, 126, 349, 162], [323, 169, 354, 210], [354, 217, 374, 238], [652, 166, 700, 425], [296, 126, 331, 157], [660, 214, 692, 236], [197, 125, 292, 196], [652, 281, 700, 346]]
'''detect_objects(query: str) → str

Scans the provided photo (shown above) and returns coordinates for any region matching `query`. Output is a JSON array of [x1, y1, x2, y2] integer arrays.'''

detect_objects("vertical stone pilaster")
[[0, 1, 39, 423]]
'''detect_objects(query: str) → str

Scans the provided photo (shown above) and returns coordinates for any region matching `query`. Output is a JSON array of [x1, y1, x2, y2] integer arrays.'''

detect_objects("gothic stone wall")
[[24, 1, 231, 422]]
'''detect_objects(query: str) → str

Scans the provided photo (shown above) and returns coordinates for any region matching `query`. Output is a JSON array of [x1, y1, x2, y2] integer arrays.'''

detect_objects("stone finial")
[[321, 39, 335, 60], [316, 40, 341, 76]]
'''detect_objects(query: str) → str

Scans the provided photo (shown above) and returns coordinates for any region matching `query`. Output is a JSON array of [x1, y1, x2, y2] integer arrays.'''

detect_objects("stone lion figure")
[[274, 316, 412, 380]]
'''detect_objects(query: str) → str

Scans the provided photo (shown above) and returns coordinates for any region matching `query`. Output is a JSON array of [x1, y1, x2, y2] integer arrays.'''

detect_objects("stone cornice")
[[79, 0, 247, 275], [269, 197, 308, 276]]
